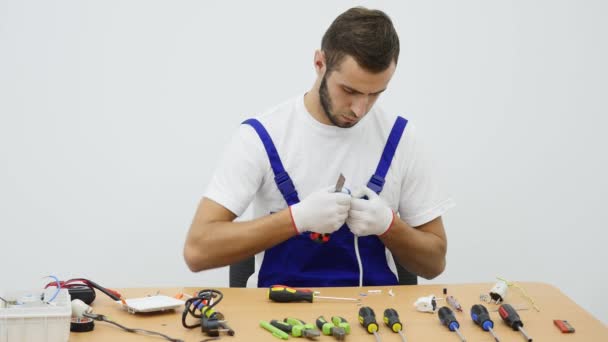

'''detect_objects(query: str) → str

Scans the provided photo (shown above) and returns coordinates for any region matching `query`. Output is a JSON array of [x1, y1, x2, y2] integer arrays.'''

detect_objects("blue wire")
[[45, 275, 61, 303]]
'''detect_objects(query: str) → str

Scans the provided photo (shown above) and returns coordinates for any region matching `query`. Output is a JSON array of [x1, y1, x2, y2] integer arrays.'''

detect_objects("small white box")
[[0, 288, 71, 342]]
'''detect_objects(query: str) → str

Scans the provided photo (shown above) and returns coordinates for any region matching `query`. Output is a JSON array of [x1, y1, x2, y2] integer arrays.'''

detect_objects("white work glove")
[[289, 185, 351, 234], [347, 187, 395, 236]]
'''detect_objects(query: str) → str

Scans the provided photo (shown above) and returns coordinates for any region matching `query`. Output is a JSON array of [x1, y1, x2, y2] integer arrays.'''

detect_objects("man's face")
[[318, 55, 396, 128]]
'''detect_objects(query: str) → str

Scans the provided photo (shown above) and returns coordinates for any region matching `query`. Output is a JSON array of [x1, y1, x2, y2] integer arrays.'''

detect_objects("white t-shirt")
[[205, 94, 454, 286]]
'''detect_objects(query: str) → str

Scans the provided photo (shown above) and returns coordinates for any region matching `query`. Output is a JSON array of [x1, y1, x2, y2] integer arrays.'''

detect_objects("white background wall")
[[1, 0, 606, 323]]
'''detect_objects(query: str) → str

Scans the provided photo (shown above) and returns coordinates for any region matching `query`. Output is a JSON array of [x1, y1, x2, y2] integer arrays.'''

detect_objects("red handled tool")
[[310, 174, 345, 243]]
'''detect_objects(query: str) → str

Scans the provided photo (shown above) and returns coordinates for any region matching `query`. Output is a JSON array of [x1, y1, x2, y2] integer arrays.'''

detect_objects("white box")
[[0, 288, 71, 342]]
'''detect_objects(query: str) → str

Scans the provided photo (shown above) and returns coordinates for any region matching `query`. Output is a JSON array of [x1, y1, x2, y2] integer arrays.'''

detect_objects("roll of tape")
[[70, 317, 94, 332]]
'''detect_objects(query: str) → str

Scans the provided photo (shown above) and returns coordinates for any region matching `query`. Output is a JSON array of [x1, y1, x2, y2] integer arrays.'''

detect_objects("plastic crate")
[[0, 288, 71, 342]]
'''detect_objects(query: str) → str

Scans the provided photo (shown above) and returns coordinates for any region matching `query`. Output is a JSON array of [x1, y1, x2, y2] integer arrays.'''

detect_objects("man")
[[184, 7, 454, 287]]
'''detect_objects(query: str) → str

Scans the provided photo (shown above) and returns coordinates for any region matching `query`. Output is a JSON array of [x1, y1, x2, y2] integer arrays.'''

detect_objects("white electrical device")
[[489, 280, 509, 303], [116, 295, 184, 314], [0, 288, 71, 342]]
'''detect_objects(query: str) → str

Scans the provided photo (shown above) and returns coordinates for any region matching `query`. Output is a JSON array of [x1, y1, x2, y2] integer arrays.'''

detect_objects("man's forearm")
[[184, 207, 296, 272], [379, 216, 447, 279]]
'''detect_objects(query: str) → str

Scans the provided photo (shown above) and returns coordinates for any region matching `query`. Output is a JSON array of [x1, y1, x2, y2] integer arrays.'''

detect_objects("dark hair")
[[321, 7, 400, 73]]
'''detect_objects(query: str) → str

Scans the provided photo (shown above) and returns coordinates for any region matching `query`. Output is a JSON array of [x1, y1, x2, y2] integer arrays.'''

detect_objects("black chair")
[[229, 256, 417, 287]]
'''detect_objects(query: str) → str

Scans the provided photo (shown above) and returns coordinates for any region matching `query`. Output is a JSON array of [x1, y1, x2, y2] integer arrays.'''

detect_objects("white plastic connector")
[[414, 294, 438, 313], [71, 299, 92, 318], [489, 280, 508, 303]]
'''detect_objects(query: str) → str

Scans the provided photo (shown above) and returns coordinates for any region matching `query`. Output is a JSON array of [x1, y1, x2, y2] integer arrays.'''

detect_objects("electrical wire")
[[497, 276, 540, 312], [44, 275, 61, 303], [182, 289, 224, 329], [44, 278, 123, 302], [83, 313, 183, 342], [354, 236, 363, 287]]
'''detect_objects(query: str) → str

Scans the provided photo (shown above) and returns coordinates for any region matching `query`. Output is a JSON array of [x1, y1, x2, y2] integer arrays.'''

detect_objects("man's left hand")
[[347, 187, 395, 236]]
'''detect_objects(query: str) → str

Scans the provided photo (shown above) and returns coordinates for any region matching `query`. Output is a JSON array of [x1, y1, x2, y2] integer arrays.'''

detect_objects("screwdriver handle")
[[498, 304, 523, 330], [471, 304, 494, 331], [438, 306, 460, 331], [268, 285, 313, 303], [383, 308, 403, 333], [359, 306, 379, 334]]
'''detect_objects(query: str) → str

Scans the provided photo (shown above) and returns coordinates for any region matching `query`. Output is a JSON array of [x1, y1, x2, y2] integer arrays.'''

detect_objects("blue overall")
[[242, 116, 408, 287]]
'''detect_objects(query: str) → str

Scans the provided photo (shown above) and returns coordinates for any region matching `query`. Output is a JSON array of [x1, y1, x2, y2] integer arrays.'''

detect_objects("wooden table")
[[69, 282, 607, 341]]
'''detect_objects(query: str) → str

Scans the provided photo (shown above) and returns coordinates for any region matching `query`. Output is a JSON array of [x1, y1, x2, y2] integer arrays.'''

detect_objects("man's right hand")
[[289, 186, 351, 234]]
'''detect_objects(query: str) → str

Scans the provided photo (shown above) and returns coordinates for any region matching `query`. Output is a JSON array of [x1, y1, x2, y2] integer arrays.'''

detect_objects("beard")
[[319, 75, 357, 128]]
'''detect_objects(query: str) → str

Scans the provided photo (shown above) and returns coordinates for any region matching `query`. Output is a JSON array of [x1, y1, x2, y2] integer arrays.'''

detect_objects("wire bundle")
[[181, 289, 224, 329], [44, 278, 123, 303]]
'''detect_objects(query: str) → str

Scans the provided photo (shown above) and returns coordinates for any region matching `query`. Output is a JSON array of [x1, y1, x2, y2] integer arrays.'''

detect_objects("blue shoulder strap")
[[367, 116, 409, 194], [242, 118, 300, 206]]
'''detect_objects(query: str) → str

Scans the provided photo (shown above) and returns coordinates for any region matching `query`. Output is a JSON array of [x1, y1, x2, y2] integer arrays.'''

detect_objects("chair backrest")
[[229, 256, 255, 288], [228, 256, 417, 287]]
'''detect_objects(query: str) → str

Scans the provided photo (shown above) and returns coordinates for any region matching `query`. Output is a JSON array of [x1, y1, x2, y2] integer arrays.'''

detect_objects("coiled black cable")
[[181, 289, 224, 329]]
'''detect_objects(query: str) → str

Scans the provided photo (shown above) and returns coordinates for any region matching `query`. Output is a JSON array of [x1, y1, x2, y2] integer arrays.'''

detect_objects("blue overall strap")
[[367, 116, 409, 194], [242, 118, 300, 206]]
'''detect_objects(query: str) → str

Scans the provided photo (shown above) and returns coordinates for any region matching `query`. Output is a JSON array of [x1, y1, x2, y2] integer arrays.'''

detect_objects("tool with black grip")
[[471, 304, 500, 342], [498, 304, 533, 341], [359, 306, 381, 342], [383, 308, 406, 342], [268, 285, 358, 303], [438, 306, 466, 342]]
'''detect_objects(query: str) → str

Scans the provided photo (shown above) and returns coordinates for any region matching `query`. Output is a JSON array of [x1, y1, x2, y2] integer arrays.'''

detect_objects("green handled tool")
[[283, 317, 320, 339], [316, 315, 346, 340], [261, 320, 289, 340], [331, 316, 351, 334]]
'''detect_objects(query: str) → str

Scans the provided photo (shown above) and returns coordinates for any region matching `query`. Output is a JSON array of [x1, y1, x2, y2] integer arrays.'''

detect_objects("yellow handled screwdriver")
[[384, 308, 407, 342], [268, 285, 358, 303], [359, 306, 382, 342]]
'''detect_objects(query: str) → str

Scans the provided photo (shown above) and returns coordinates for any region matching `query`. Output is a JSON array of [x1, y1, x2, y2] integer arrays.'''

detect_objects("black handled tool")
[[471, 304, 500, 342], [498, 304, 532, 341], [359, 306, 381, 342], [268, 285, 358, 303], [384, 308, 406, 342], [438, 306, 466, 342]]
